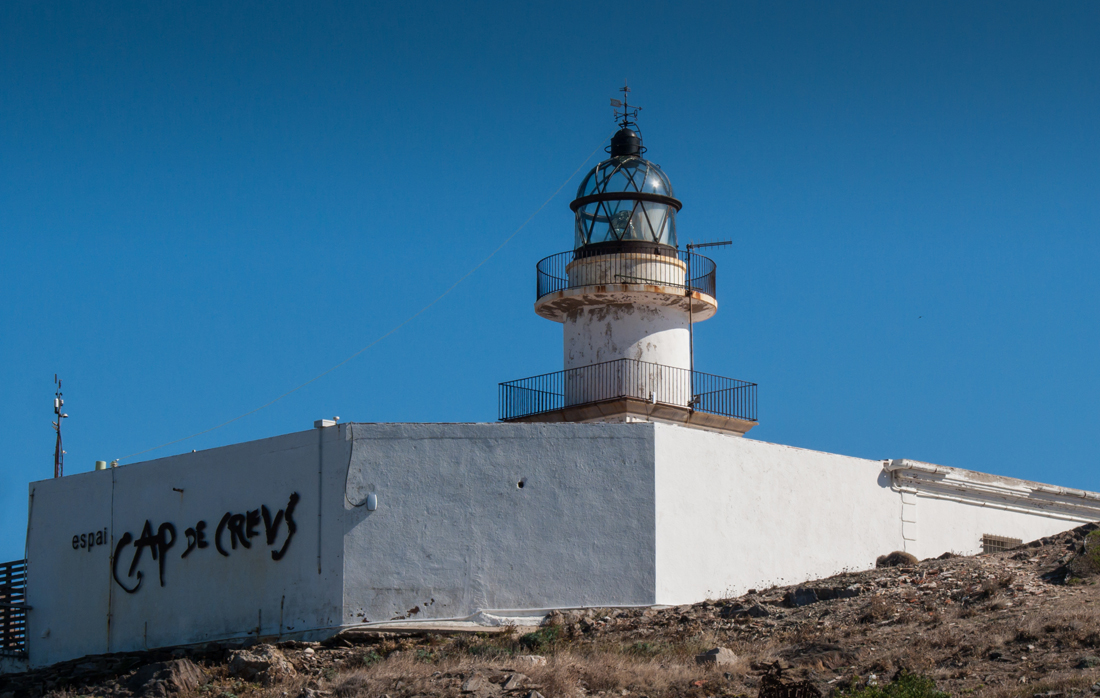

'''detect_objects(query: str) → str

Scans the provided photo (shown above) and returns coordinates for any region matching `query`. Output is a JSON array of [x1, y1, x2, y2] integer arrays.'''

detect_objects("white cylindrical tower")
[[534, 126, 718, 410], [500, 100, 755, 437]]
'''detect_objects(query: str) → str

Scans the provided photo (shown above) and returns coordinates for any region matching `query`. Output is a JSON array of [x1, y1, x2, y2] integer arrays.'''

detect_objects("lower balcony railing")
[[499, 358, 757, 423], [0, 558, 27, 658]]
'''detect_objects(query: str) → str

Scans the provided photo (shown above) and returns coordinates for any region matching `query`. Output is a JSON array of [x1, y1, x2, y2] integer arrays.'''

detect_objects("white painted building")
[[13, 422, 1100, 671], [4, 114, 1097, 672]]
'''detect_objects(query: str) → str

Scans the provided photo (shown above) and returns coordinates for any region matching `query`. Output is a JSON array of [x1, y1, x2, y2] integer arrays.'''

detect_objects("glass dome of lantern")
[[570, 125, 681, 251]]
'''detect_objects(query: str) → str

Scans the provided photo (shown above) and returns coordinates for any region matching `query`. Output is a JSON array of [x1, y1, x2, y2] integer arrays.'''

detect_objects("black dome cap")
[[609, 127, 643, 157]]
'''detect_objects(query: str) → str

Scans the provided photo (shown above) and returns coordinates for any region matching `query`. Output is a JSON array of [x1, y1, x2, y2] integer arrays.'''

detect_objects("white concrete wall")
[[340, 422, 657, 623], [885, 461, 1100, 560], [907, 495, 1073, 559], [653, 425, 1097, 605], [19, 419, 1097, 670], [563, 303, 690, 371], [653, 425, 900, 604], [565, 253, 686, 291], [25, 426, 350, 668], [24, 469, 114, 665]]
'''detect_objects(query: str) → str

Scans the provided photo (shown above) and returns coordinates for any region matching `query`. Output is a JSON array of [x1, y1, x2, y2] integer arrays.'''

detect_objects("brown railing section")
[[499, 358, 757, 423], [0, 559, 26, 657]]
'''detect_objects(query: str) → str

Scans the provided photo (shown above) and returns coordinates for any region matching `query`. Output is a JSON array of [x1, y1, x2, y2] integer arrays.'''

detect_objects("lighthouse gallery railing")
[[499, 358, 757, 423], [536, 249, 716, 300]]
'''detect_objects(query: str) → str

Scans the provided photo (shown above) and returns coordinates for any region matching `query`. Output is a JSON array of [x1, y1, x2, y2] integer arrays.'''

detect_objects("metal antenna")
[[53, 375, 68, 478], [610, 82, 642, 129], [684, 241, 733, 391], [686, 240, 733, 251]]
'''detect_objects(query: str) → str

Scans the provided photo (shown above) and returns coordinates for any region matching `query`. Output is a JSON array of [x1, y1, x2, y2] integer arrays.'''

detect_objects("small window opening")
[[982, 534, 1022, 554], [517, 479, 526, 489]]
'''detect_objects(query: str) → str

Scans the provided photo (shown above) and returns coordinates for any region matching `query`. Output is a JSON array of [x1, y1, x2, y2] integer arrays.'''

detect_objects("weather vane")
[[609, 83, 641, 129]]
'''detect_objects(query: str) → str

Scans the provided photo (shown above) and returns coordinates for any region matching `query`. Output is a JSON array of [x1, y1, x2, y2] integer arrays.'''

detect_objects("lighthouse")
[[500, 93, 758, 436], [21, 94, 1100, 674]]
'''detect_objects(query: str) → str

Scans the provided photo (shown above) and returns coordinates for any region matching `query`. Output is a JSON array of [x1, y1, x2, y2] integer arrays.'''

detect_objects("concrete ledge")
[[508, 398, 756, 437], [535, 285, 718, 322], [0, 656, 28, 675], [885, 459, 1100, 522]]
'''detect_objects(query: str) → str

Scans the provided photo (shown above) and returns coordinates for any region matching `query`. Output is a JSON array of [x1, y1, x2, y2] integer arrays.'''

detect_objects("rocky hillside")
[[5, 523, 1100, 698]]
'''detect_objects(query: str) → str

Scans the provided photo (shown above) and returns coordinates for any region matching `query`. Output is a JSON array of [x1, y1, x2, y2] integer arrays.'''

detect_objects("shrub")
[[1087, 530, 1100, 565], [357, 650, 383, 667], [836, 671, 948, 698], [624, 641, 662, 658], [466, 642, 513, 658], [414, 647, 439, 662], [519, 626, 561, 653]]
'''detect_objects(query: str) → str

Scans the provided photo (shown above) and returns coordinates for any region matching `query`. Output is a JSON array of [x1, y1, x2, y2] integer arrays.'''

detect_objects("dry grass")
[[985, 670, 1099, 698], [1011, 603, 1100, 649], [320, 651, 731, 698], [308, 616, 761, 697]]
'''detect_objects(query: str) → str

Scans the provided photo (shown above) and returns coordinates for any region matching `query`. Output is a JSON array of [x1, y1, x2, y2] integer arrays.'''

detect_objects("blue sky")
[[2, 2, 1099, 562]]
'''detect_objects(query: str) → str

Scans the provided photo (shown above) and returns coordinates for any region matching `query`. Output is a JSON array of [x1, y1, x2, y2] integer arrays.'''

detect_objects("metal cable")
[[116, 138, 608, 464]]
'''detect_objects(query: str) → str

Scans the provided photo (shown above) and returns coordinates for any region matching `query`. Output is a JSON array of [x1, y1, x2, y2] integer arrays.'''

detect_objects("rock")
[[524, 693, 546, 698], [126, 659, 206, 698], [462, 672, 488, 691], [719, 604, 740, 618], [695, 647, 738, 666], [877, 551, 918, 568], [785, 588, 819, 608], [461, 672, 500, 696], [745, 603, 771, 618], [304, 647, 315, 655], [502, 673, 528, 690], [814, 586, 861, 601], [228, 644, 297, 686], [514, 655, 547, 666], [721, 602, 772, 618]]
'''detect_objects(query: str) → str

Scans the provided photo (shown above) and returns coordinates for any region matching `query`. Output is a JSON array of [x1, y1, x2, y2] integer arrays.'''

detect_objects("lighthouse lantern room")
[[499, 90, 758, 436]]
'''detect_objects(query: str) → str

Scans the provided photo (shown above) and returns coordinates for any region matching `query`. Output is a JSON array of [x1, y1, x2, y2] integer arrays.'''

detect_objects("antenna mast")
[[684, 241, 734, 382], [53, 375, 67, 478]]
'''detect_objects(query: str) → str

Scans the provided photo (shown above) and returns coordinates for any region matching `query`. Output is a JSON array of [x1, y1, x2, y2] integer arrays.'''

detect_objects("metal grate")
[[0, 559, 27, 657], [499, 358, 757, 423], [982, 534, 1022, 554]]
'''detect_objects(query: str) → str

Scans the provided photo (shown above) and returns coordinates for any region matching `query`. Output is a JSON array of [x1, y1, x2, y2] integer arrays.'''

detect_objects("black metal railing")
[[499, 358, 756, 423], [0, 559, 27, 657], [536, 249, 716, 300]]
